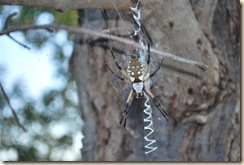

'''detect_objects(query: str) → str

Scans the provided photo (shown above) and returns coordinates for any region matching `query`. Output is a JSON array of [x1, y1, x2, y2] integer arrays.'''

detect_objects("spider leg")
[[143, 43, 151, 77], [143, 86, 168, 122], [120, 89, 134, 129], [109, 32, 130, 79], [107, 65, 132, 84], [143, 58, 164, 82]]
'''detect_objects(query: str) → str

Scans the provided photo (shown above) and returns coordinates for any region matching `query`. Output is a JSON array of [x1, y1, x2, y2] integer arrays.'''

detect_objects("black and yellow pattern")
[[127, 58, 144, 82]]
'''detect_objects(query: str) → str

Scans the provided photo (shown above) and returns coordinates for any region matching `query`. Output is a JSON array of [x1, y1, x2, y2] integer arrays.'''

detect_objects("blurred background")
[[0, 6, 83, 161]]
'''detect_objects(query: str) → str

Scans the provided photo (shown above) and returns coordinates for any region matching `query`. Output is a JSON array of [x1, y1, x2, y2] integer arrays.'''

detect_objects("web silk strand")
[[143, 94, 158, 154], [130, 0, 158, 155]]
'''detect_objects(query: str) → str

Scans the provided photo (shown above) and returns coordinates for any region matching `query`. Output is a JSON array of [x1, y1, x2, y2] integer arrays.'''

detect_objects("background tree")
[[0, 0, 240, 161]]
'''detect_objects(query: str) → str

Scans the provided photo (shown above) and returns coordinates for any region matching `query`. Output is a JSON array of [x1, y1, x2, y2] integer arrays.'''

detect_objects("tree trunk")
[[69, 0, 240, 161]]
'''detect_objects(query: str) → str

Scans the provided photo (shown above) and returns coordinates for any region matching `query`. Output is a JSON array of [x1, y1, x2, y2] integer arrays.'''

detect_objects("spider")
[[107, 43, 168, 129]]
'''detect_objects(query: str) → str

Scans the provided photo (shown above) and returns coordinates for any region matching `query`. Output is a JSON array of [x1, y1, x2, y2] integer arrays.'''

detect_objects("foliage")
[[0, 5, 82, 161]]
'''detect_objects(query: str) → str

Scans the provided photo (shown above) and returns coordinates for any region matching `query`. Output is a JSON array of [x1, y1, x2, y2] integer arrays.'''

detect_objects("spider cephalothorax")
[[107, 43, 168, 129]]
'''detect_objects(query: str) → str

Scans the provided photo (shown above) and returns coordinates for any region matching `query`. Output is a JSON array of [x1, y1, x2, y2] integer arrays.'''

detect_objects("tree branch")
[[0, 21, 208, 71], [2, 12, 30, 49], [0, 0, 136, 11], [0, 82, 27, 132], [7, 34, 30, 49], [3, 12, 17, 30]]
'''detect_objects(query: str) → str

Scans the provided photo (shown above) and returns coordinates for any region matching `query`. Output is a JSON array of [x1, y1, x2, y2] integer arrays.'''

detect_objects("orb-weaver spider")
[[107, 43, 168, 129]]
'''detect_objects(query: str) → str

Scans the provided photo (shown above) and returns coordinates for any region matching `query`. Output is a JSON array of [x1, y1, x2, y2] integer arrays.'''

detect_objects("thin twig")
[[0, 13, 208, 71], [7, 34, 30, 49], [3, 12, 17, 30], [2, 12, 30, 49], [0, 82, 27, 132]]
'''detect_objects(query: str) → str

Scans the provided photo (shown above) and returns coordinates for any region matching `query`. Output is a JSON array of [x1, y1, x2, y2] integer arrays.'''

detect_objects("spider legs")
[[119, 104, 129, 129], [142, 43, 151, 77], [151, 97, 168, 122], [109, 44, 131, 79], [120, 89, 133, 129], [143, 86, 168, 122], [143, 58, 164, 82], [106, 65, 132, 84]]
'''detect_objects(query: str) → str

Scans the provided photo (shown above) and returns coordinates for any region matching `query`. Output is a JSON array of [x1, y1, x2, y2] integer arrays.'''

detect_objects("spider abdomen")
[[127, 58, 144, 82]]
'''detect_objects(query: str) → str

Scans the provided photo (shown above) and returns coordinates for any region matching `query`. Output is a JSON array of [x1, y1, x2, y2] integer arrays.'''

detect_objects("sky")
[[0, 8, 82, 160], [0, 6, 64, 99], [0, 34, 58, 98]]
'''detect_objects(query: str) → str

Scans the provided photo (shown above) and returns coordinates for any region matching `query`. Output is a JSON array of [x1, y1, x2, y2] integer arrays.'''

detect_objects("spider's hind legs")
[[119, 104, 129, 130], [152, 97, 169, 122]]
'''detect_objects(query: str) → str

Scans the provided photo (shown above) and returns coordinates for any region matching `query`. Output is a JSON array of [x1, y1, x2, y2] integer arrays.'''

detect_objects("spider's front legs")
[[106, 65, 132, 84], [120, 89, 134, 129], [143, 58, 164, 82], [143, 86, 168, 121], [142, 43, 151, 77], [109, 47, 130, 79]]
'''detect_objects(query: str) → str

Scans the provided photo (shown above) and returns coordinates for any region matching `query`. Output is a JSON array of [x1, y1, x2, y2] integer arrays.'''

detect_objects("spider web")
[[0, 0, 217, 161], [0, 1, 181, 161]]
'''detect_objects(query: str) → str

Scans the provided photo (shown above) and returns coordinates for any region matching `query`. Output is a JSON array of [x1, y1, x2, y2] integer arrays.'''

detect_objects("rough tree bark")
[[69, 0, 240, 161]]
